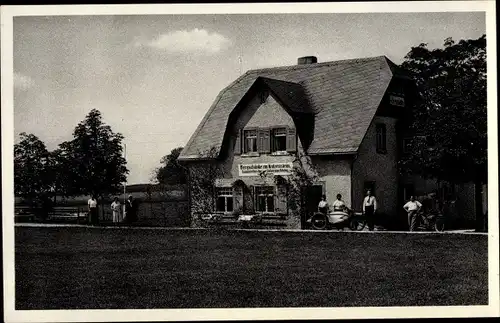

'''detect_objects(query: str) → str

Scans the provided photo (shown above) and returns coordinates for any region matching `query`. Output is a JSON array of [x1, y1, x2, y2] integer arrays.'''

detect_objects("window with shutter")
[[243, 129, 258, 153], [255, 186, 275, 213], [215, 187, 234, 213], [286, 128, 297, 152], [271, 128, 287, 153]]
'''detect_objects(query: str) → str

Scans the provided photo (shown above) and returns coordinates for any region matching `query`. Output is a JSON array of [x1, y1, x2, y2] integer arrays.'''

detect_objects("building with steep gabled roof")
[[179, 55, 476, 229]]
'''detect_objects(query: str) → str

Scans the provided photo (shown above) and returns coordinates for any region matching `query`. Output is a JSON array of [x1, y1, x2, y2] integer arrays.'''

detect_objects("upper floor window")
[[216, 187, 233, 213], [376, 123, 387, 154], [255, 186, 274, 213], [243, 129, 258, 153], [271, 128, 287, 153], [236, 126, 296, 156]]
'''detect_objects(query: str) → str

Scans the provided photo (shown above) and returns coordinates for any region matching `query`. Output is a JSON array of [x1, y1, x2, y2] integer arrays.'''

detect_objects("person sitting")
[[332, 194, 347, 212], [318, 195, 329, 214]]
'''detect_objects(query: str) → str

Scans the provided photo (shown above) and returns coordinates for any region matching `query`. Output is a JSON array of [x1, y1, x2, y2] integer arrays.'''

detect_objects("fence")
[[14, 185, 190, 227], [99, 200, 190, 227]]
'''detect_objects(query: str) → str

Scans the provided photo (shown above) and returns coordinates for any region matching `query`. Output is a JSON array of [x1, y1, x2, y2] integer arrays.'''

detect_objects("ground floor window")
[[216, 187, 233, 212], [255, 186, 274, 213]]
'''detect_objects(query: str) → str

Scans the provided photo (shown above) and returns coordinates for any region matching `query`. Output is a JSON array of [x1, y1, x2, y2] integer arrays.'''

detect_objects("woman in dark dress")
[[124, 195, 137, 223]]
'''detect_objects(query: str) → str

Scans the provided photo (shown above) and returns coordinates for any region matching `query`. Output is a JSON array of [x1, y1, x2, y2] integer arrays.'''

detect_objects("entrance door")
[[303, 185, 324, 226]]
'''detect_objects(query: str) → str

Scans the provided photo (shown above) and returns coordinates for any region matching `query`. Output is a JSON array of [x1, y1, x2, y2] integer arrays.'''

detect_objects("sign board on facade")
[[238, 162, 293, 177], [389, 95, 405, 107]]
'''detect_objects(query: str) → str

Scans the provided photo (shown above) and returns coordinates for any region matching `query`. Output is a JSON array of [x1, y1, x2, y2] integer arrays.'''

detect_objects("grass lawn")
[[15, 227, 488, 309]]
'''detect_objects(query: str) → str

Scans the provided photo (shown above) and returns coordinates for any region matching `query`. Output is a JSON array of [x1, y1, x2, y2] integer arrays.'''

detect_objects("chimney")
[[297, 56, 318, 65]]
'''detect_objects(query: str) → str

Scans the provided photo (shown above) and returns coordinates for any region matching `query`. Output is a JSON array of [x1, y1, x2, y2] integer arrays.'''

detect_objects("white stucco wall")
[[310, 156, 352, 208]]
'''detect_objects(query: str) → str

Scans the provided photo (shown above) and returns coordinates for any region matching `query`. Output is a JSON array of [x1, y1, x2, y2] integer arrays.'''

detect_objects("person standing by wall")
[[111, 197, 122, 224], [88, 195, 98, 225], [318, 195, 329, 214], [403, 195, 423, 232], [363, 190, 377, 231]]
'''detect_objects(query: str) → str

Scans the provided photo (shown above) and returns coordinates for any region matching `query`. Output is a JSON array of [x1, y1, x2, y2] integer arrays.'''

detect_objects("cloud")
[[14, 73, 34, 90], [136, 28, 231, 54]]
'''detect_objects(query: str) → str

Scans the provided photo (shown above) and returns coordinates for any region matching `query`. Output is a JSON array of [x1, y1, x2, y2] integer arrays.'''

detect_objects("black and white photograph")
[[1, 2, 498, 322]]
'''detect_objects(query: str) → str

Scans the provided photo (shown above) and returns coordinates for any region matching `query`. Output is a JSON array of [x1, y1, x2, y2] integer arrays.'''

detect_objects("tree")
[[14, 132, 52, 216], [155, 147, 187, 185], [59, 109, 128, 198], [45, 148, 73, 201], [275, 152, 319, 228], [187, 146, 223, 217], [399, 35, 487, 231]]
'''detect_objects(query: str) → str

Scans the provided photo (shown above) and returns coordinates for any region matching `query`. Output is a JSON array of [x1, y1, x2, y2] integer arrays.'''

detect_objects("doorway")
[[302, 184, 324, 227]]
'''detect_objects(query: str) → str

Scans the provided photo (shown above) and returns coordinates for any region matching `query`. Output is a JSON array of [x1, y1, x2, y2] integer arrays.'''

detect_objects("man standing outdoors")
[[404, 195, 423, 232], [363, 189, 377, 231], [88, 195, 98, 225], [111, 197, 122, 224]]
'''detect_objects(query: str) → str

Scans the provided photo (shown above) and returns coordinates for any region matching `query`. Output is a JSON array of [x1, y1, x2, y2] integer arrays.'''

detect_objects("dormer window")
[[235, 126, 296, 156], [243, 129, 258, 153], [271, 128, 287, 153]]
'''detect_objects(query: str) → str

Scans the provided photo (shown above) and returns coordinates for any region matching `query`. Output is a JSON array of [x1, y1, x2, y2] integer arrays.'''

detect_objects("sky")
[[13, 12, 485, 184]]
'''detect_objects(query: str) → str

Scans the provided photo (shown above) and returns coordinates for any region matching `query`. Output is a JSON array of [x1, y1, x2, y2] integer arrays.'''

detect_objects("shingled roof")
[[179, 55, 402, 160]]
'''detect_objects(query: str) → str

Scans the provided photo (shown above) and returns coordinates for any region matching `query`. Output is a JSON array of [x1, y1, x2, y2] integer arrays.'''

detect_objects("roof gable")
[[179, 56, 401, 160], [244, 94, 295, 128]]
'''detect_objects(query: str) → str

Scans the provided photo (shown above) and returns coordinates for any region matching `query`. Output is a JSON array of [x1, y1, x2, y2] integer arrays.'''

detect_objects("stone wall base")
[[190, 214, 302, 230]]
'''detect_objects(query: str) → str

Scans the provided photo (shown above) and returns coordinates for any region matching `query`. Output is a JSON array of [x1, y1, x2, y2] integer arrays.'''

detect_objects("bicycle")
[[415, 210, 446, 232], [308, 208, 365, 231]]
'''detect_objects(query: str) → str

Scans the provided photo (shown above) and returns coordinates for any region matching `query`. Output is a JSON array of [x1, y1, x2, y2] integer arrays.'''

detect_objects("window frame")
[[215, 187, 234, 213], [254, 185, 275, 214], [243, 128, 259, 154], [375, 123, 387, 154], [270, 127, 288, 154]]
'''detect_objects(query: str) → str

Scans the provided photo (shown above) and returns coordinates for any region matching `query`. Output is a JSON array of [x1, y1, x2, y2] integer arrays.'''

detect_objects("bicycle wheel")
[[311, 213, 328, 230], [434, 217, 445, 232], [350, 216, 366, 231]]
